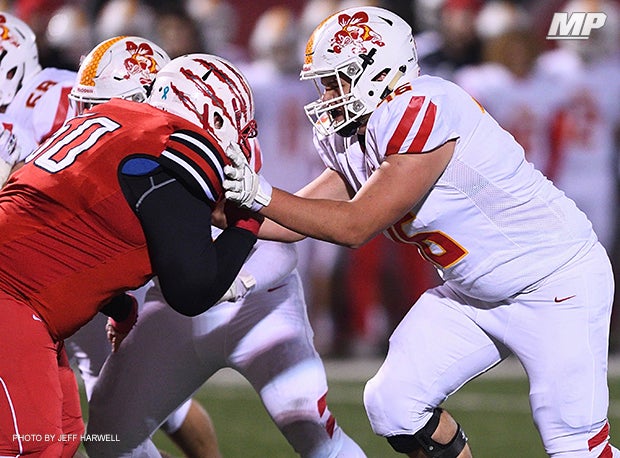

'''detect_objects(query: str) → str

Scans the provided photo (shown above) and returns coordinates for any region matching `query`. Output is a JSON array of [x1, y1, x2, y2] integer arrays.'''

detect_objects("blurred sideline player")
[[67, 35, 221, 457], [85, 54, 366, 458], [223, 6, 618, 457], [0, 40, 260, 456], [537, 0, 620, 256]]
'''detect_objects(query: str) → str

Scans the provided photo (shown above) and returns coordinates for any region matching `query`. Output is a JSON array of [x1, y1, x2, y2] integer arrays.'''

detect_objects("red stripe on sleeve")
[[386, 96, 425, 156], [409, 101, 437, 152], [168, 138, 224, 195]]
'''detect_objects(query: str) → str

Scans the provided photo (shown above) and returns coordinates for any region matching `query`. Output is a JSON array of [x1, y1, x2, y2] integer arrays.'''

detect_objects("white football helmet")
[[147, 53, 257, 159], [69, 36, 170, 115], [301, 6, 419, 136], [0, 12, 41, 108]]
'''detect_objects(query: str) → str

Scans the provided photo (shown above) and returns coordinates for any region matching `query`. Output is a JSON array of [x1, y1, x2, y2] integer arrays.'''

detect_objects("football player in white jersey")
[[223, 6, 618, 457], [84, 54, 366, 458], [0, 11, 75, 184]]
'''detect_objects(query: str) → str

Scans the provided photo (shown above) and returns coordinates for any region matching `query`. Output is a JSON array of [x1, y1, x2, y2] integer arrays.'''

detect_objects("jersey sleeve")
[[31, 81, 74, 146], [369, 86, 457, 156], [157, 129, 227, 204]]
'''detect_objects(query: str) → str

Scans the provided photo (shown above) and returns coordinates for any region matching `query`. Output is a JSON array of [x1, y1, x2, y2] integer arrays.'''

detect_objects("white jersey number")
[[32, 117, 121, 173]]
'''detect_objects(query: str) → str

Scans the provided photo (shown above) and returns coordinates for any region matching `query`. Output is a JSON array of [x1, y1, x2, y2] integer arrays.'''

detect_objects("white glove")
[[216, 271, 257, 304], [0, 127, 20, 186], [223, 142, 272, 211]]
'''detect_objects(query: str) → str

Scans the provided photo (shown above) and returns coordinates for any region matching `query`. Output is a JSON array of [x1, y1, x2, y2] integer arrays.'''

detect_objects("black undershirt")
[[111, 162, 256, 317]]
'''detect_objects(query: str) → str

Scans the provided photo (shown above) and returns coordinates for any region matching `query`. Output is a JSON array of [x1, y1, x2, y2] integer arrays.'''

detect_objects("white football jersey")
[[2, 67, 76, 161], [540, 57, 620, 250], [314, 75, 597, 301]]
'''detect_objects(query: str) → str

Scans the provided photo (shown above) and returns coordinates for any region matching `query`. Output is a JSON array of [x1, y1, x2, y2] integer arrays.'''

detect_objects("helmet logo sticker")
[[123, 40, 160, 86], [329, 12, 384, 54]]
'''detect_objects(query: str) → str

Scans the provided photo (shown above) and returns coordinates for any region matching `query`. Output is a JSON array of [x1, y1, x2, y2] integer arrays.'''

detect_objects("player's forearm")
[[260, 188, 375, 248], [257, 217, 306, 242]]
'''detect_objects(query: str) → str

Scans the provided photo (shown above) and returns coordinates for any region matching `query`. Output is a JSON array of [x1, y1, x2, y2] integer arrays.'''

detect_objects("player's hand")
[[223, 142, 272, 211], [105, 295, 138, 353], [216, 271, 257, 304]]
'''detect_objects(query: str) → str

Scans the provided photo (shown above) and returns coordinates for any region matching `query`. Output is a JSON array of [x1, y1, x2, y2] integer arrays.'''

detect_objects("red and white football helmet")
[[0, 12, 41, 108], [301, 6, 419, 136], [69, 36, 170, 115], [147, 53, 257, 160]]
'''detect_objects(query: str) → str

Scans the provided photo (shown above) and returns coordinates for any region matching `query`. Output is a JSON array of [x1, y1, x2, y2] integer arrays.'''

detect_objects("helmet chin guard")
[[301, 7, 419, 136]]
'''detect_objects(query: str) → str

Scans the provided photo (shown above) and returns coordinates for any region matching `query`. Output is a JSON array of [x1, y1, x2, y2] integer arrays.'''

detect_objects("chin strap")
[[336, 120, 361, 138], [379, 65, 407, 100]]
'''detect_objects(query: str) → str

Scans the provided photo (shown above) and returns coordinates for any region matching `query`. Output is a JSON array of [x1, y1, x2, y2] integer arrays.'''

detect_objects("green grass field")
[[114, 359, 620, 458]]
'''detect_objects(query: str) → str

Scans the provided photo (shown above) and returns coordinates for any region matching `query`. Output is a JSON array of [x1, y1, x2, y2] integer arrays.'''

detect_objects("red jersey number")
[[387, 212, 468, 268], [26, 80, 58, 108]]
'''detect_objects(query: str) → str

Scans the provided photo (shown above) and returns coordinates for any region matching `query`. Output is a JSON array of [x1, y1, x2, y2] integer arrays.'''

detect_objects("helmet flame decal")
[[329, 11, 385, 54]]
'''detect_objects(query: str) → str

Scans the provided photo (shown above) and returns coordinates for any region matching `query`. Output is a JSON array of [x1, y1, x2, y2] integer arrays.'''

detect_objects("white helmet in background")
[[301, 6, 419, 137], [147, 53, 257, 160], [0, 12, 41, 107], [69, 36, 170, 115], [249, 6, 300, 74]]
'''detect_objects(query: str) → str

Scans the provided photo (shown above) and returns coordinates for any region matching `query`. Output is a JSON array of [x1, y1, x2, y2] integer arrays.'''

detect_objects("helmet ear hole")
[[213, 112, 224, 129], [371, 68, 390, 82]]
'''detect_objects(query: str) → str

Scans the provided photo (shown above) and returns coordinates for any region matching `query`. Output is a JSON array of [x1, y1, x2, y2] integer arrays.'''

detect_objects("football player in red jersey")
[[0, 53, 261, 457], [67, 36, 223, 458]]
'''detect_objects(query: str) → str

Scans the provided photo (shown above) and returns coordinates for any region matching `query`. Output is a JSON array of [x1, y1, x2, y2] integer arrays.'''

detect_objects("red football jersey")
[[0, 99, 231, 339]]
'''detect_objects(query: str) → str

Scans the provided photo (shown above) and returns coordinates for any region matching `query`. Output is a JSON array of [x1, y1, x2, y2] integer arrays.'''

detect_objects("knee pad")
[[386, 408, 468, 457]]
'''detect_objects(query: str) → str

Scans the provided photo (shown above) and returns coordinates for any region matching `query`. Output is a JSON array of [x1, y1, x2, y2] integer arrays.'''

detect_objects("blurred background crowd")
[[3, 0, 619, 357]]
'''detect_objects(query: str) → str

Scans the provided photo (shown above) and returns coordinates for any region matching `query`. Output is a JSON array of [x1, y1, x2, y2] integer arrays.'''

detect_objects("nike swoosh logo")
[[554, 295, 576, 303], [267, 284, 287, 293]]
